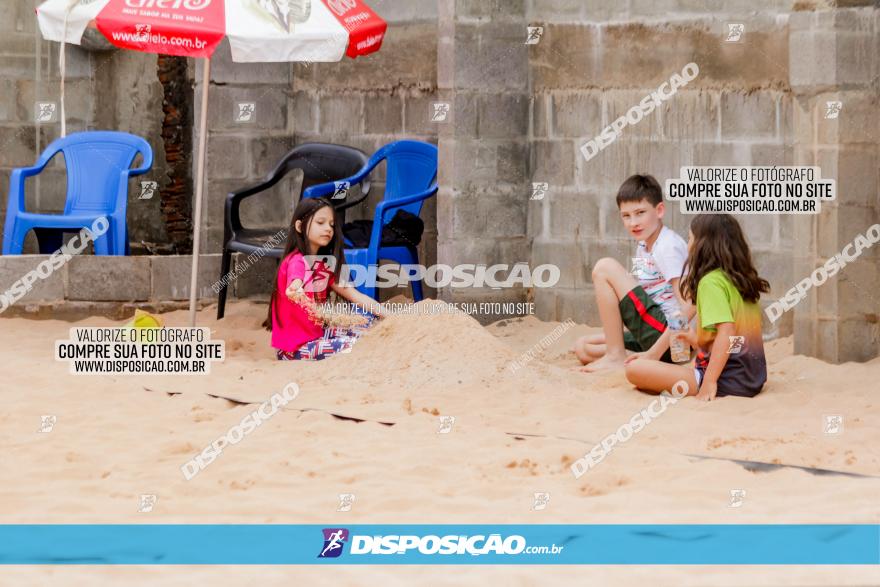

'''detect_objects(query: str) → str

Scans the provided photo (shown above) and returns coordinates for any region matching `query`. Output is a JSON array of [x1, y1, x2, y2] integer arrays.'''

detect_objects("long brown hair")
[[679, 214, 769, 304], [264, 197, 343, 330]]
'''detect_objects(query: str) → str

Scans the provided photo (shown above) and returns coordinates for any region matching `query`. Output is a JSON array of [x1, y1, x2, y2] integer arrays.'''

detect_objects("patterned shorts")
[[277, 311, 376, 361]]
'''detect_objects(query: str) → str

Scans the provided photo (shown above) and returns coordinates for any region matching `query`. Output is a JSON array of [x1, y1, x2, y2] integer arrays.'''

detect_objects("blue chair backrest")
[[38, 131, 153, 216], [373, 140, 438, 219]]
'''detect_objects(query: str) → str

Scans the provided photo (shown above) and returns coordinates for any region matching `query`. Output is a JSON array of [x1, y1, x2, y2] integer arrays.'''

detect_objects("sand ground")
[[1, 300, 878, 586]]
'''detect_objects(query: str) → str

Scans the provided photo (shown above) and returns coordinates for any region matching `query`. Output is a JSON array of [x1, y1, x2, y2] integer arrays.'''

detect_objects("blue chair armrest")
[[301, 182, 335, 200], [7, 164, 51, 214], [130, 153, 153, 176], [363, 183, 438, 261], [301, 161, 378, 200], [373, 183, 438, 224], [14, 164, 49, 178]]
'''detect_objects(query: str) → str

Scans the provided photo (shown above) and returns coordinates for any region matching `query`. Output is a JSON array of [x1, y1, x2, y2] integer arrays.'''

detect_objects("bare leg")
[[573, 334, 605, 364], [624, 358, 699, 397], [582, 258, 639, 372]]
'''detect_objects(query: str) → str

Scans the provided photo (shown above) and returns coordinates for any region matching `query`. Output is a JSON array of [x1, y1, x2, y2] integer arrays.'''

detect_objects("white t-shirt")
[[633, 225, 688, 320]]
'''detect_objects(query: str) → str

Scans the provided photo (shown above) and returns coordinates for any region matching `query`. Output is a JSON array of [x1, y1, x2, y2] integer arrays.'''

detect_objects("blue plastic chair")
[[302, 140, 438, 301], [2, 131, 153, 256]]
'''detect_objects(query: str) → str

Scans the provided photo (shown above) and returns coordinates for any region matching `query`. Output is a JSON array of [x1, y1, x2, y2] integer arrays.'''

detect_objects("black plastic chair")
[[216, 143, 371, 319]]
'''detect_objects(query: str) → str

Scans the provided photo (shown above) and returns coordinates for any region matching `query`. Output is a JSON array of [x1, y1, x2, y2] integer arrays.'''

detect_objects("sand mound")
[[353, 300, 520, 377], [138, 300, 573, 426], [249, 300, 585, 426]]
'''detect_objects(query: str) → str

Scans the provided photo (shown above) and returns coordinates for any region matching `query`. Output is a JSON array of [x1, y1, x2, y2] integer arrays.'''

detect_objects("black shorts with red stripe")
[[619, 286, 673, 363]]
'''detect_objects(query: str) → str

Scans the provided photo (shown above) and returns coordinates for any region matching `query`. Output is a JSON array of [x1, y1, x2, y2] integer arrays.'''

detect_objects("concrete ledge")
[[0, 255, 66, 304], [152, 255, 221, 301], [0, 300, 217, 321], [231, 255, 277, 300], [0, 254, 271, 317], [68, 256, 152, 301]]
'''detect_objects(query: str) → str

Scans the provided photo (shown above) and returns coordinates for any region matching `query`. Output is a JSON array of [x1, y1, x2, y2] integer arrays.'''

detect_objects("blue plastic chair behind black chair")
[[2, 131, 153, 256], [302, 140, 438, 302]]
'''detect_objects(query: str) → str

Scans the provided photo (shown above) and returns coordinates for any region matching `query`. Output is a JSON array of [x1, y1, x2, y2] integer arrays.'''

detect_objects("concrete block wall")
[[436, 0, 531, 307], [194, 0, 440, 299], [526, 1, 803, 332], [789, 6, 880, 362], [0, 0, 170, 251]]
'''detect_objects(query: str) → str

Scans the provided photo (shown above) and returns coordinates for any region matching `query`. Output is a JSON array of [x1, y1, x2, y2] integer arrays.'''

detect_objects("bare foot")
[[580, 355, 626, 373], [572, 356, 594, 367]]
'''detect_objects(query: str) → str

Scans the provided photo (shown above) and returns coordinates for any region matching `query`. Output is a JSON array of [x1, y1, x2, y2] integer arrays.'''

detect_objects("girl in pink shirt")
[[265, 197, 385, 360]]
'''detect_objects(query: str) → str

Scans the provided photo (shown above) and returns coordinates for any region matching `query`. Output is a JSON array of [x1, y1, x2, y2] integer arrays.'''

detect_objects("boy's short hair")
[[616, 174, 663, 208]]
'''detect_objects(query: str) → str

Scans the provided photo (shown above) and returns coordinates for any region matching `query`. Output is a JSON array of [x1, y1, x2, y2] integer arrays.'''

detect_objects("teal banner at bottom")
[[0, 525, 877, 565]]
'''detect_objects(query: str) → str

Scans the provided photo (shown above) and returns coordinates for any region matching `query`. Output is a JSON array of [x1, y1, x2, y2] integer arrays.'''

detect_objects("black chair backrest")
[[270, 142, 371, 198]]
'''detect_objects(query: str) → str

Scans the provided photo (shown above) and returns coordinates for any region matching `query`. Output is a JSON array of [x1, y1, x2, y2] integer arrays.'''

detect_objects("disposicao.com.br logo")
[[317, 528, 564, 558]]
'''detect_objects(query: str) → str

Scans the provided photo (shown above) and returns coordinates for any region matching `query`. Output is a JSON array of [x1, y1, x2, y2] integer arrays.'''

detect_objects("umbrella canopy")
[[35, 0, 386, 326], [37, 0, 386, 61]]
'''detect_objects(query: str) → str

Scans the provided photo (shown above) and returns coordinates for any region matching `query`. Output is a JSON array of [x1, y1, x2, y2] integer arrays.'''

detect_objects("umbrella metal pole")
[[189, 57, 211, 327]]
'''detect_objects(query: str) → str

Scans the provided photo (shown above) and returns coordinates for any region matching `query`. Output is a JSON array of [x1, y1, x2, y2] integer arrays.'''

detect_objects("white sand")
[[1, 300, 878, 585]]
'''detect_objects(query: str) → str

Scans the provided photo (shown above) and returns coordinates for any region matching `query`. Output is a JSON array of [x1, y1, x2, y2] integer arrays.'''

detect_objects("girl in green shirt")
[[625, 214, 770, 400]]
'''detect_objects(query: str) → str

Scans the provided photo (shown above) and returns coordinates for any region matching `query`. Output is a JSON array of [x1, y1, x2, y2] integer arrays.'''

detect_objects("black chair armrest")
[[224, 172, 287, 237]]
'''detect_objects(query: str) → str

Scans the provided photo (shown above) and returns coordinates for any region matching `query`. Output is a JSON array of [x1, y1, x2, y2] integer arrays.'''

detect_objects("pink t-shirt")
[[271, 251, 336, 353]]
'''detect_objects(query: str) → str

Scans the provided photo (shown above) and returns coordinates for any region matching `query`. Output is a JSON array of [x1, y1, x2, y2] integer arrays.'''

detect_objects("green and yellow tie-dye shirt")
[[695, 269, 767, 397]]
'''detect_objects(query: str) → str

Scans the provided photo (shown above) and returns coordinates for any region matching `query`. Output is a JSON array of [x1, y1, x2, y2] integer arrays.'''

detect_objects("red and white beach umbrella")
[[35, 0, 387, 325], [37, 0, 386, 62]]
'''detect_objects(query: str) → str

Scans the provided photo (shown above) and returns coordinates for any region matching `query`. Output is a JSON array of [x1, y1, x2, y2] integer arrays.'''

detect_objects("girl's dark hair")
[[264, 197, 343, 330], [679, 214, 770, 304]]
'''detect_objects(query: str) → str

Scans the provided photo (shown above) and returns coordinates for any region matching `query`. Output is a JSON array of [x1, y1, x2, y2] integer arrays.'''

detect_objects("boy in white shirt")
[[575, 174, 691, 372]]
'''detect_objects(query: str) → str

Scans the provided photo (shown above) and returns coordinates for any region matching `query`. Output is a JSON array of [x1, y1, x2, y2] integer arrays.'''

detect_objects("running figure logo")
[[525, 26, 544, 45], [318, 528, 349, 558], [729, 489, 746, 508], [430, 102, 450, 122], [725, 23, 744, 42], [823, 414, 843, 435], [134, 24, 151, 43], [533, 492, 550, 510], [138, 494, 157, 513], [727, 335, 745, 354], [35, 102, 57, 123], [631, 257, 648, 278], [139, 181, 158, 200], [438, 415, 455, 434], [824, 101, 843, 119], [332, 181, 350, 200], [336, 493, 355, 512], [38, 415, 56, 433], [235, 102, 256, 123], [530, 182, 549, 201]]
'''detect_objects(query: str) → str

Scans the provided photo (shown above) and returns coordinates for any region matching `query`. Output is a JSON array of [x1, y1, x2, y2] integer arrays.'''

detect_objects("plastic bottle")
[[668, 308, 691, 363]]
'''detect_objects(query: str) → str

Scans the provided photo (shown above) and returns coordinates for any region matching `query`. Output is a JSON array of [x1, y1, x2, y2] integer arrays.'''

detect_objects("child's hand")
[[624, 352, 647, 364], [625, 348, 663, 364], [672, 329, 697, 348], [286, 283, 306, 303], [695, 379, 717, 402]]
